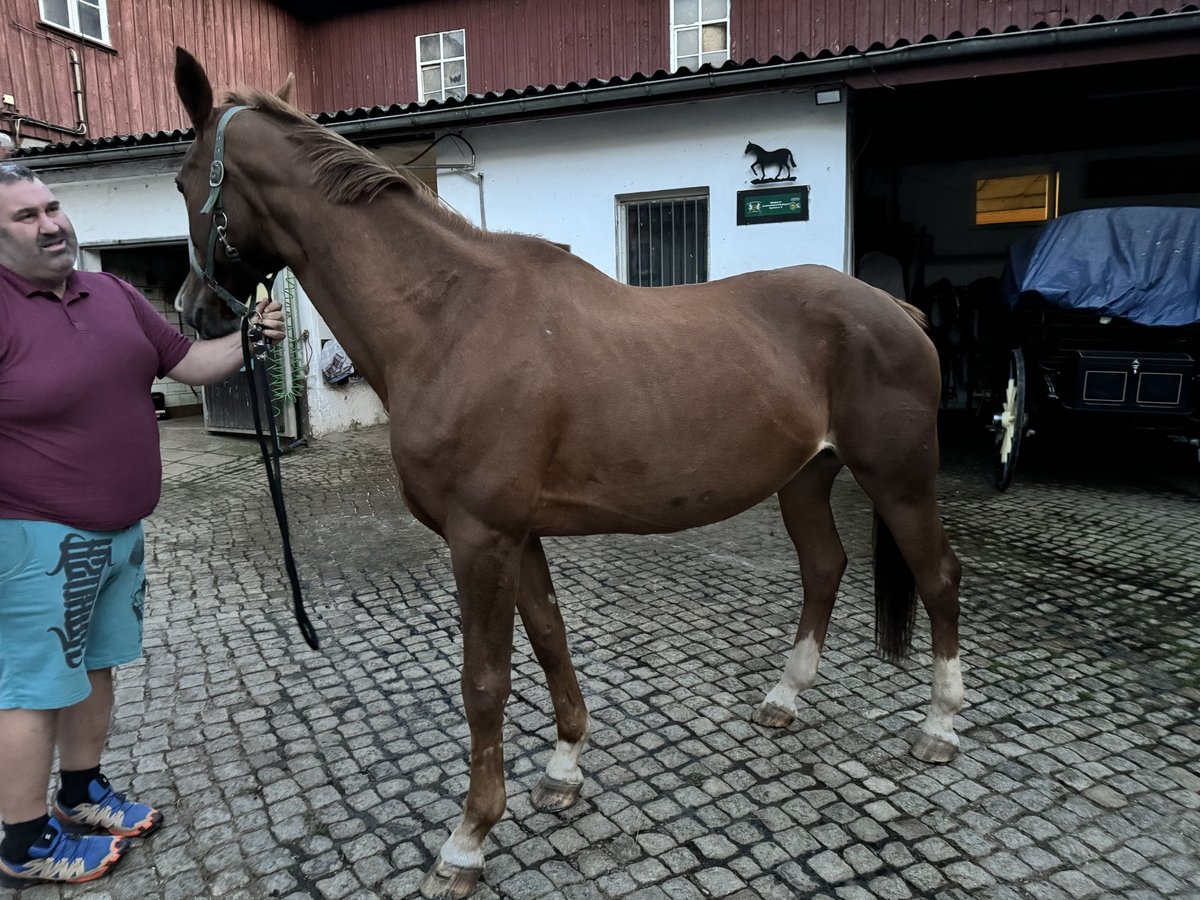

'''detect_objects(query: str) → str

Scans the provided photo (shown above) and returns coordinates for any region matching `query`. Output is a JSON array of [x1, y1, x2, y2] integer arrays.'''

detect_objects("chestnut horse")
[[172, 48, 963, 900]]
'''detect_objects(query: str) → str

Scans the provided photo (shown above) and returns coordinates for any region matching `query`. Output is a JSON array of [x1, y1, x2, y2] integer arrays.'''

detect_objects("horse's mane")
[[222, 88, 480, 235]]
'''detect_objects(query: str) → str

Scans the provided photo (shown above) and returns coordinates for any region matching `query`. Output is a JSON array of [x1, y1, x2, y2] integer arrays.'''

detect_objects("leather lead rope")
[[189, 103, 318, 650], [241, 308, 320, 651]]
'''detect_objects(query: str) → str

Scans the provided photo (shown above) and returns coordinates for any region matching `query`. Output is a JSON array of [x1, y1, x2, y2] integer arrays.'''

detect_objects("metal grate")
[[621, 194, 709, 287]]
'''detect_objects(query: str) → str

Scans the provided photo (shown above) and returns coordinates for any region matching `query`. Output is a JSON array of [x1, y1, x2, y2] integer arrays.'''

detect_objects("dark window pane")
[[674, 0, 698, 26], [79, 2, 102, 38], [418, 34, 440, 61], [42, 0, 69, 27], [421, 65, 441, 96], [623, 196, 708, 287]]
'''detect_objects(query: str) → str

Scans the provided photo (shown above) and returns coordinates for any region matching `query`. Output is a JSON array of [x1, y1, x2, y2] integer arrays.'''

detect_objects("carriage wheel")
[[992, 348, 1026, 491]]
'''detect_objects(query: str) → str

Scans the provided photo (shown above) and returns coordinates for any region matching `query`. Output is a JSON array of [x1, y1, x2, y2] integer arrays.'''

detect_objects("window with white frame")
[[416, 29, 467, 102], [40, 0, 108, 42], [671, 0, 730, 71], [619, 190, 709, 287]]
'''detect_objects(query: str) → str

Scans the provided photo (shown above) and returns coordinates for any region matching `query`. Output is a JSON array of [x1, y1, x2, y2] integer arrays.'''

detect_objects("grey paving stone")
[[692, 867, 746, 897], [22, 420, 1192, 900]]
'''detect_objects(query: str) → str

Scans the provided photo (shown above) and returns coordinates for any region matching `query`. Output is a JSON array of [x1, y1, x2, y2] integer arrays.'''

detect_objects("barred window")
[[619, 191, 710, 287]]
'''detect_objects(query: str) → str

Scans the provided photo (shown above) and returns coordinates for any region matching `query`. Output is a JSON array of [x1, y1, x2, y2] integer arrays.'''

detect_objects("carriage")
[[989, 206, 1200, 489]]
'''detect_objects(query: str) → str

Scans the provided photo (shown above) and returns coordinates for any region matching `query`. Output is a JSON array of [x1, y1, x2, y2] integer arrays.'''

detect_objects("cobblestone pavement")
[[4, 418, 1198, 900]]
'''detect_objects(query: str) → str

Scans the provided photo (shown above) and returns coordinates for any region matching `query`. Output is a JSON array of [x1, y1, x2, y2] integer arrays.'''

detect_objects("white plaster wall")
[[51, 172, 188, 245], [437, 91, 850, 278], [291, 281, 389, 437]]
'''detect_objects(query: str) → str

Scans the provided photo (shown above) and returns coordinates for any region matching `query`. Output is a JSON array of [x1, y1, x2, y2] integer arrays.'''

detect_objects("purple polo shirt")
[[0, 264, 192, 531]]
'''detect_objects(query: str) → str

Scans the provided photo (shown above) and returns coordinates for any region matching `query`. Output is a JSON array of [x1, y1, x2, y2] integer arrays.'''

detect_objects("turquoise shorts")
[[0, 519, 146, 710]]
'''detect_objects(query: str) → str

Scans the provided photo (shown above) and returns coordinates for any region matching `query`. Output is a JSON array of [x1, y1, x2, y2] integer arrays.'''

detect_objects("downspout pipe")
[[70, 47, 87, 132], [453, 170, 486, 228], [1, 46, 88, 146]]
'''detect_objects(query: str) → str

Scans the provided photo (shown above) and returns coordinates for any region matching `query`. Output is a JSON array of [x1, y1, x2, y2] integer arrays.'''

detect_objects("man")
[[0, 161, 284, 883]]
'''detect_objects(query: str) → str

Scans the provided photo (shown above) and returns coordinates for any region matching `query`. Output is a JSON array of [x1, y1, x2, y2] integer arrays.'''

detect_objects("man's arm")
[[166, 299, 286, 386]]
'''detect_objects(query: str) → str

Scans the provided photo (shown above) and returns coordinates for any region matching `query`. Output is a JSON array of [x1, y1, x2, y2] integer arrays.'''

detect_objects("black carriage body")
[[1020, 309, 1199, 430]]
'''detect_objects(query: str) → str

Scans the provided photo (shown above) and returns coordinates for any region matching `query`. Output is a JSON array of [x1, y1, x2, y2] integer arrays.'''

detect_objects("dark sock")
[[58, 766, 103, 808], [1, 815, 51, 863]]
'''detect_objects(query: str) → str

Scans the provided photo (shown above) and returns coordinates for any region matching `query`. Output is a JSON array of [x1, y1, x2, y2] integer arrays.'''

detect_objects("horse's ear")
[[174, 47, 213, 130], [276, 73, 296, 105]]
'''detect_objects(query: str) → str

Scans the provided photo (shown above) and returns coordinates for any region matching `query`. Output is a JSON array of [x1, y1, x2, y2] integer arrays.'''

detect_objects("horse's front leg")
[[516, 537, 591, 812], [420, 519, 522, 900]]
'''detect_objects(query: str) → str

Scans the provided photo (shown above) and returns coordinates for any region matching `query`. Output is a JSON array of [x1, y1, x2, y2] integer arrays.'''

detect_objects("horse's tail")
[[873, 509, 916, 663], [893, 296, 929, 333], [788, 151, 796, 166]]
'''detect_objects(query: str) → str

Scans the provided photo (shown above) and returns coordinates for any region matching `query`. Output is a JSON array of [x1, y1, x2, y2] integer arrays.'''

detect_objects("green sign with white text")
[[737, 186, 810, 225]]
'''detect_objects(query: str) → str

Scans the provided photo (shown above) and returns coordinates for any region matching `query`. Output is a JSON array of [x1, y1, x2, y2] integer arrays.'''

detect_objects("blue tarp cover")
[[1002, 206, 1200, 326]]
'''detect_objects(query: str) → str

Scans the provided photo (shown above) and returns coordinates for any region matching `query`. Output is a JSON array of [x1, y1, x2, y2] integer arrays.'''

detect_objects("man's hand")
[[252, 298, 286, 344], [168, 298, 288, 386]]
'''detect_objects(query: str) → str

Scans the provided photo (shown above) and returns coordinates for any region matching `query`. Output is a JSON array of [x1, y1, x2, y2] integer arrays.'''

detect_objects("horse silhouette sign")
[[745, 141, 797, 183]]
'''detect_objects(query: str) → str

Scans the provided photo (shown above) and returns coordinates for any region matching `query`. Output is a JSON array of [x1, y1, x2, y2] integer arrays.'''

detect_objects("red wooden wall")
[[0, 0, 298, 145], [303, 0, 1184, 112], [0, 0, 1186, 146], [300, 0, 669, 112]]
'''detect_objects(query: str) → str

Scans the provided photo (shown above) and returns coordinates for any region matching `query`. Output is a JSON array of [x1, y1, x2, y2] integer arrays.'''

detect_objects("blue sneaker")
[[53, 775, 163, 838], [0, 818, 126, 884]]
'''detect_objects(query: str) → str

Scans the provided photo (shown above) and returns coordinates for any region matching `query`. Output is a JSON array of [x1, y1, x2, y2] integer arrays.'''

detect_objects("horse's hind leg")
[[879, 496, 962, 762], [847, 445, 964, 763], [515, 536, 590, 812], [753, 450, 847, 728]]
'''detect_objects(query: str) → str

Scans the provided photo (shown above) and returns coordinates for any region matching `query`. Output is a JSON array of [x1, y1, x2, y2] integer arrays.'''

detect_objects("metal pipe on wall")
[[0, 40, 87, 147], [452, 169, 486, 229]]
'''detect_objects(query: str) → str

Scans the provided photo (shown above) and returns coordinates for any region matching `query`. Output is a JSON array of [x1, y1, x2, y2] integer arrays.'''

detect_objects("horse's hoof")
[[911, 731, 958, 763], [751, 701, 795, 729], [531, 775, 583, 811], [419, 860, 482, 900]]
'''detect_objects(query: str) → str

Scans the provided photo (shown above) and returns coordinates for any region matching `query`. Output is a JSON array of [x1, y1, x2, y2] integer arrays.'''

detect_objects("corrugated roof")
[[16, 6, 1199, 160]]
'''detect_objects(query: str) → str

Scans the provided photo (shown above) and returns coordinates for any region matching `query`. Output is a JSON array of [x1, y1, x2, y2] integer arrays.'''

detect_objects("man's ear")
[[277, 73, 295, 105], [175, 47, 213, 130]]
